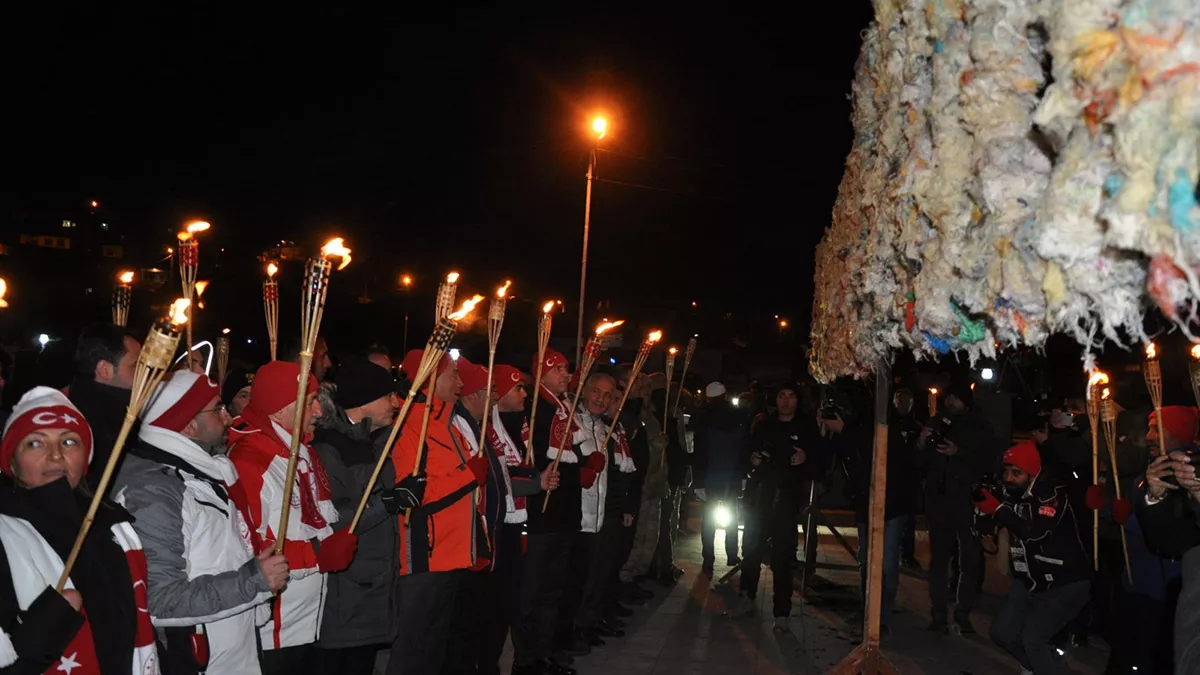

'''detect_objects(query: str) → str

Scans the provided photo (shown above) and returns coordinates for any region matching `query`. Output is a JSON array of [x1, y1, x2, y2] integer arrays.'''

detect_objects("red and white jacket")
[[0, 515, 159, 675], [228, 412, 339, 651]]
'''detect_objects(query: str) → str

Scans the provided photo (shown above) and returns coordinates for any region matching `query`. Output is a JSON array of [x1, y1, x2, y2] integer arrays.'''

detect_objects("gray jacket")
[[311, 393, 399, 648]]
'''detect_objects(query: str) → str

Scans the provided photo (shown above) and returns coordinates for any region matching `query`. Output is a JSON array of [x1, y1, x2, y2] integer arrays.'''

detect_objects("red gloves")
[[1112, 498, 1133, 525], [973, 489, 1001, 515], [316, 530, 359, 573], [586, 451, 607, 473], [470, 556, 492, 572], [1085, 485, 1108, 510], [468, 456, 490, 486], [580, 468, 598, 489]]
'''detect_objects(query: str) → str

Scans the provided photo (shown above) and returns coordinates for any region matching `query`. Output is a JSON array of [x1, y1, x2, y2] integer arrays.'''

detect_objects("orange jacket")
[[392, 399, 488, 574]]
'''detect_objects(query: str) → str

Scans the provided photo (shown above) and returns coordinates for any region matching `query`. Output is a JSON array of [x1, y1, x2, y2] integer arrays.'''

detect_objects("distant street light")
[[400, 274, 414, 353], [576, 114, 610, 363]]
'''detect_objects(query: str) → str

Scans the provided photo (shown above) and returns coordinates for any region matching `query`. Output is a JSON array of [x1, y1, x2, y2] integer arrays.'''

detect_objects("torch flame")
[[118, 270, 134, 284], [320, 238, 352, 270], [177, 221, 211, 241], [1192, 345, 1200, 360], [929, 387, 938, 395], [267, 262, 279, 278], [647, 330, 663, 343], [496, 280, 512, 299], [542, 301, 555, 314], [195, 280, 209, 296], [1088, 372, 1110, 388], [222, 327, 231, 335], [448, 295, 486, 321], [0, 279, 7, 308], [446, 272, 460, 284], [168, 299, 190, 326], [595, 320, 625, 336], [1102, 388, 1111, 400], [1147, 342, 1157, 359], [669, 346, 679, 355]]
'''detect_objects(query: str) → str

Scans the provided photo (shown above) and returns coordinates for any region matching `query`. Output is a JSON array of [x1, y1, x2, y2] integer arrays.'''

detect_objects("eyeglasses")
[[198, 404, 227, 416]]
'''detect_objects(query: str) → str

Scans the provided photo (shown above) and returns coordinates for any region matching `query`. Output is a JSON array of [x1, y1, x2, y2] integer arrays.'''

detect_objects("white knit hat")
[[1, 386, 93, 474]]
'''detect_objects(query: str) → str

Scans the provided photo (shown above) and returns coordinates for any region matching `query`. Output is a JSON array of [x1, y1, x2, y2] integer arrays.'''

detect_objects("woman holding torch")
[[0, 388, 159, 674]]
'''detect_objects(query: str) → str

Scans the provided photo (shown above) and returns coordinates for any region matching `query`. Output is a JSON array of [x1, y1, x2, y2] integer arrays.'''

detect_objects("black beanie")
[[943, 379, 974, 408], [335, 358, 395, 410], [221, 365, 255, 406]]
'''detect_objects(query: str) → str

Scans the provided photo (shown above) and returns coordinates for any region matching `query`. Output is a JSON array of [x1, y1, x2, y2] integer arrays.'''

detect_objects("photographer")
[[975, 441, 1090, 675], [918, 382, 998, 634], [691, 382, 752, 577], [728, 383, 829, 628]]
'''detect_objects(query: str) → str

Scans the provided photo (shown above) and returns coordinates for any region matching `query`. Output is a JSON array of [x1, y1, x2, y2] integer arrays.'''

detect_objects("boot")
[[953, 610, 975, 635], [927, 611, 948, 633]]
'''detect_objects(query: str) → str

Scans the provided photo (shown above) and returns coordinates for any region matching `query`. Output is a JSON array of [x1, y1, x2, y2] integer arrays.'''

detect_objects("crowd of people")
[[0, 323, 696, 675]]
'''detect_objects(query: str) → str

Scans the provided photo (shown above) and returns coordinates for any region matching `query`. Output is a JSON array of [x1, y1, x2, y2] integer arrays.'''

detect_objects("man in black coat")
[[690, 382, 752, 577], [68, 323, 141, 488]]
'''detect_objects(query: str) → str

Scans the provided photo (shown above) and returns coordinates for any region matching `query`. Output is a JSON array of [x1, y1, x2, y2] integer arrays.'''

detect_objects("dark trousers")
[[701, 500, 740, 566], [444, 570, 485, 675], [518, 532, 573, 666], [928, 509, 981, 616], [740, 500, 799, 618], [553, 532, 594, 650], [901, 516, 917, 561], [649, 494, 675, 577], [261, 644, 316, 675], [990, 580, 1090, 675], [578, 515, 624, 629], [1115, 590, 1178, 675], [312, 645, 383, 675], [480, 523, 525, 675], [386, 570, 462, 675]]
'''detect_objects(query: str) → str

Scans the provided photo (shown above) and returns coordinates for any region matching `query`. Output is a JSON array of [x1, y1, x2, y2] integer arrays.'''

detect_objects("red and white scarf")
[[542, 385, 580, 463], [487, 407, 529, 523]]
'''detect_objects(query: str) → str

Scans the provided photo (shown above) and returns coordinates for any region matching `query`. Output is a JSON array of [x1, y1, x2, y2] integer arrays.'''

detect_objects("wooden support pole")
[[832, 360, 898, 675]]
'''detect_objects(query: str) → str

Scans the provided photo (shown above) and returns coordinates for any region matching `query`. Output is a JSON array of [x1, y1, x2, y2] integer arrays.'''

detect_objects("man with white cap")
[[114, 371, 288, 675], [690, 381, 751, 577]]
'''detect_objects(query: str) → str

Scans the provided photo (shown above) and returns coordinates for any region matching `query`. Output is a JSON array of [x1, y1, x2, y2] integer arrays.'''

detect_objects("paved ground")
[[560, 524, 1111, 675]]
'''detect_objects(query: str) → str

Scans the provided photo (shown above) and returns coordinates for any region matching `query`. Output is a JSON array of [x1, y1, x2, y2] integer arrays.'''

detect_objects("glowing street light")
[[592, 116, 608, 140], [576, 113, 613, 362]]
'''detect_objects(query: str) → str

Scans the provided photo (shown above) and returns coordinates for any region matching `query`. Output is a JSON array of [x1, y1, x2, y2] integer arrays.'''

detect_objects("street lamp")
[[576, 114, 609, 363], [400, 274, 414, 353]]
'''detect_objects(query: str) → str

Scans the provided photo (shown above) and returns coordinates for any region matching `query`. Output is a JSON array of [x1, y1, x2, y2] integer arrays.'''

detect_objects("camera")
[[926, 414, 954, 448], [970, 473, 1005, 549], [1156, 448, 1200, 485], [971, 473, 1005, 503]]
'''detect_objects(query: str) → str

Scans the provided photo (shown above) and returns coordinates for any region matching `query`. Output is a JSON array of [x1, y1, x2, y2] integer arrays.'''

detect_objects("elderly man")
[[116, 371, 286, 674]]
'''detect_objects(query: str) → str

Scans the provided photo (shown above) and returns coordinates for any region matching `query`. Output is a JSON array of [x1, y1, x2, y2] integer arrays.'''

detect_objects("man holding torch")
[[226, 361, 360, 674], [516, 349, 582, 675], [385, 349, 489, 675]]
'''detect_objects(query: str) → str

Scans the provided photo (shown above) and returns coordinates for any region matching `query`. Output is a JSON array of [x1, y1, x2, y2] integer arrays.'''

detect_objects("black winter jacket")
[[993, 475, 1091, 592]]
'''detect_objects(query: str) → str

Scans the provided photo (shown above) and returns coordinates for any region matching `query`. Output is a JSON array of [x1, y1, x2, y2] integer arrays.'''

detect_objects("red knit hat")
[[535, 349, 569, 374], [249, 361, 319, 416], [400, 349, 451, 382], [458, 359, 489, 397], [1152, 406, 1200, 448], [143, 371, 221, 433], [1, 387, 94, 475], [1003, 440, 1042, 477], [494, 365, 524, 399]]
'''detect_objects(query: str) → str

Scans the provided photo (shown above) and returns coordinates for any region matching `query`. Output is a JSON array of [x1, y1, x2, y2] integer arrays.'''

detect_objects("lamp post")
[[400, 273, 414, 353], [576, 115, 608, 364]]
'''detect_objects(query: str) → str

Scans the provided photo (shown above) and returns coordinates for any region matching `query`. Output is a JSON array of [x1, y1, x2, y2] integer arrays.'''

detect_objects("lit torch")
[[1100, 389, 1133, 583], [526, 300, 557, 464], [1086, 370, 1109, 570], [274, 237, 351, 554], [436, 272, 460, 322], [0, 278, 7, 309], [928, 387, 939, 417], [177, 221, 210, 360], [217, 327, 231, 386], [478, 281, 511, 455], [351, 294, 484, 531], [57, 299, 187, 591], [543, 319, 624, 512], [663, 345, 679, 441], [113, 270, 134, 326], [598, 329, 661, 457], [1189, 345, 1200, 410], [1146, 343, 1168, 464], [672, 338, 697, 417], [264, 262, 280, 361]]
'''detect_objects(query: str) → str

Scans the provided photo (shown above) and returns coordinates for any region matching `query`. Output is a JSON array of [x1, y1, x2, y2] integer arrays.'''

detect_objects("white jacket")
[[115, 425, 273, 675], [576, 409, 609, 534]]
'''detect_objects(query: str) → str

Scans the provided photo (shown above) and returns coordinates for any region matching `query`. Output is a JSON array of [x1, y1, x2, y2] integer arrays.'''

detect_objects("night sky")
[[5, 7, 873, 363]]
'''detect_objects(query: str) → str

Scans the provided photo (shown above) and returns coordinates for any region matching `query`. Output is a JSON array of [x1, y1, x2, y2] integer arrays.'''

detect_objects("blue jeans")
[[857, 515, 905, 627]]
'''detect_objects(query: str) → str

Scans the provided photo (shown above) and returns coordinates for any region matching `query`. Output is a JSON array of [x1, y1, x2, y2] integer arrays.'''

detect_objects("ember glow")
[[595, 320, 625, 336], [448, 294, 486, 321], [168, 299, 190, 326], [267, 262, 279, 278], [320, 238, 352, 270]]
